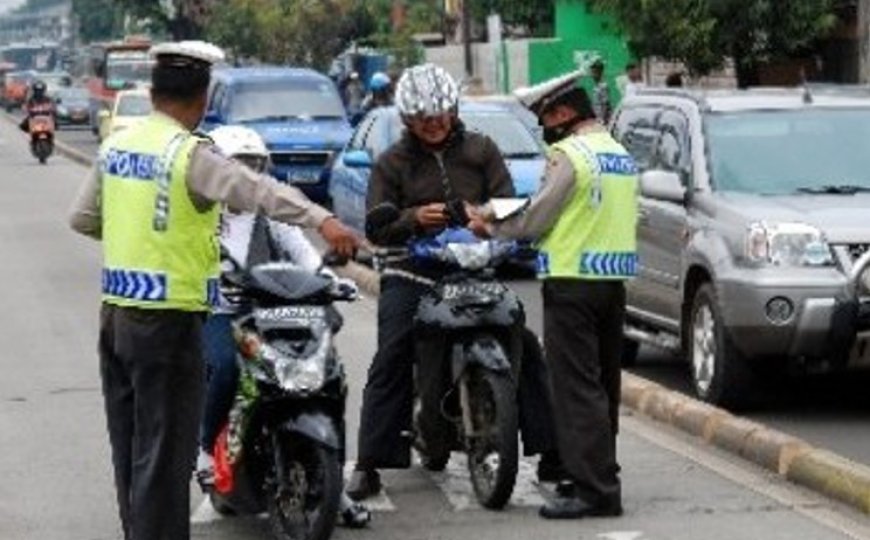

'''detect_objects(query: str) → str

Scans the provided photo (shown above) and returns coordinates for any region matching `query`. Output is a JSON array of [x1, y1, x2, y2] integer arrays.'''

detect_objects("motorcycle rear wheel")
[[267, 437, 341, 540], [464, 369, 518, 510]]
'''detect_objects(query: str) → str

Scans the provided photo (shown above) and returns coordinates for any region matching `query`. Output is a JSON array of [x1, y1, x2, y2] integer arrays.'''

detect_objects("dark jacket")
[[366, 121, 514, 247]]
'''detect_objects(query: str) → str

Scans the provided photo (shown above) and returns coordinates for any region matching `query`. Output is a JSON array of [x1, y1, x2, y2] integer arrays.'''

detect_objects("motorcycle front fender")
[[452, 336, 512, 380], [280, 412, 341, 450]]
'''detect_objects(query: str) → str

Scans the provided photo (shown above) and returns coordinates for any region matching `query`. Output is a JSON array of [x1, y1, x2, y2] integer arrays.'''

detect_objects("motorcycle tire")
[[208, 491, 236, 516], [464, 369, 518, 510], [267, 437, 341, 540]]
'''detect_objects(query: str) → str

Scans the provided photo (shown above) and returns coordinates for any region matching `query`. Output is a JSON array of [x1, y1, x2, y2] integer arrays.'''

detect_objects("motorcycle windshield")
[[248, 263, 331, 301], [409, 228, 516, 270]]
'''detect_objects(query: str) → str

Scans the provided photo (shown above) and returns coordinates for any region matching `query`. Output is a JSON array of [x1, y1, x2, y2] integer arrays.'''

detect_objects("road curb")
[[621, 372, 869, 514], [2, 111, 95, 168]]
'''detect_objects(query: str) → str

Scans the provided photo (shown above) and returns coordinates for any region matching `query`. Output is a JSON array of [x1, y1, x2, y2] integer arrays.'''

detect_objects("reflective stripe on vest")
[[536, 131, 638, 280], [102, 268, 167, 302]]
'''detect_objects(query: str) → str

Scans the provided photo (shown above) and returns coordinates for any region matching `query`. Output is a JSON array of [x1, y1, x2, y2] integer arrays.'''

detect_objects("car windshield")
[[462, 111, 543, 157], [706, 109, 870, 195], [117, 94, 151, 116], [228, 79, 345, 123]]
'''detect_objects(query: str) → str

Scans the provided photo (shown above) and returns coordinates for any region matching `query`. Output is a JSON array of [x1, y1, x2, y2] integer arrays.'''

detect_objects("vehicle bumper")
[[718, 266, 870, 367], [270, 164, 333, 205]]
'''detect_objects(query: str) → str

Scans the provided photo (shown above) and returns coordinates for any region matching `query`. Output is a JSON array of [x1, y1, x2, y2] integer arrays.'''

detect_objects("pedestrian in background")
[[589, 59, 612, 124], [68, 40, 359, 540], [471, 69, 638, 519], [617, 62, 645, 97], [666, 72, 684, 87]]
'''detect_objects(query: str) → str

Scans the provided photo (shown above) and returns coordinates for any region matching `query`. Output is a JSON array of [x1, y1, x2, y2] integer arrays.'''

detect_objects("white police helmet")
[[395, 63, 459, 117], [210, 125, 269, 173]]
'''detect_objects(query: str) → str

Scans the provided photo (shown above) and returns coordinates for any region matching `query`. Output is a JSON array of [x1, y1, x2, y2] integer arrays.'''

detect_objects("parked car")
[[329, 101, 545, 233], [202, 66, 352, 203], [54, 86, 90, 127], [98, 88, 151, 141], [612, 86, 870, 408]]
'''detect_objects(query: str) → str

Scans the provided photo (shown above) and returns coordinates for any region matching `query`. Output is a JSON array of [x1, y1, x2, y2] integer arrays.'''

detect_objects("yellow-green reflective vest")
[[536, 130, 638, 280], [100, 113, 219, 311]]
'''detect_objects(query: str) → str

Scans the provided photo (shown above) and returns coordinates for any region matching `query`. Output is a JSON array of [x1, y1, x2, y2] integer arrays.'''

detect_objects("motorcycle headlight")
[[745, 222, 832, 267], [261, 331, 331, 394]]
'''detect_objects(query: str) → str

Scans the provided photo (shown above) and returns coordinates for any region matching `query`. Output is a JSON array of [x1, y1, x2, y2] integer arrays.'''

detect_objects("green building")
[[528, 0, 631, 103]]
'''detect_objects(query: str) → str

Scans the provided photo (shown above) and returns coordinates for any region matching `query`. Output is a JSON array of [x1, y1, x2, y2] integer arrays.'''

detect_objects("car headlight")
[[261, 331, 331, 393], [745, 222, 832, 267]]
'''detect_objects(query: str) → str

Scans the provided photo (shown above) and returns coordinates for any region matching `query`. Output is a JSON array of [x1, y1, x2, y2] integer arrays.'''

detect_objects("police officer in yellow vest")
[[472, 70, 637, 519], [68, 41, 359, 540]]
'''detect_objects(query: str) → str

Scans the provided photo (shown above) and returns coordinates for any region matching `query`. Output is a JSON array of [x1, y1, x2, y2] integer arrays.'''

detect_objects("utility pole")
[[462, 0, 473, 77], [859, 0, 870, 83]]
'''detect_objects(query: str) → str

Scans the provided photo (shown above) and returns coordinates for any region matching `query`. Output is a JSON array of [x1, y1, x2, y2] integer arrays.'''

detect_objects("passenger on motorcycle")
[[197, 125, 370, 528], [18, 79, 55, 132], [361, 71, 394, 114], [347, 63, 564, 501]]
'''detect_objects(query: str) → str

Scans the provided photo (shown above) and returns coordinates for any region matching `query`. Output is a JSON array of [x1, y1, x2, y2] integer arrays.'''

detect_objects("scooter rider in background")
[[347, 62, 564, 501], [361, 71, 394, 114], [196, 124, 371, 528], [19, 79, 54, 132]]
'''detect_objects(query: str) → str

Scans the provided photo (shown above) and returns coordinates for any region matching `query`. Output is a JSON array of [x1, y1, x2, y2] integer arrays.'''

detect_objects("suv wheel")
[[688, 284, 758, 409]]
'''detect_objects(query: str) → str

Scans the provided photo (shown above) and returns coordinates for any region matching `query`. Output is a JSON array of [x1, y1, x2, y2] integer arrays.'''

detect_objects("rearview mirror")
[[343, 149, 373, 168], [640, 170, 686, 203]]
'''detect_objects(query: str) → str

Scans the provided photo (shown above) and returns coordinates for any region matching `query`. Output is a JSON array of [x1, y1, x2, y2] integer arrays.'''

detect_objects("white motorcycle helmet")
[[395, 63, 459, 118], [210, 125, 269, 173]]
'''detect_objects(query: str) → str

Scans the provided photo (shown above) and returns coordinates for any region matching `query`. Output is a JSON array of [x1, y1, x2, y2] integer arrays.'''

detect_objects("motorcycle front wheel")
[[267, 436, 341, 540], [464, 368, 518, 510]]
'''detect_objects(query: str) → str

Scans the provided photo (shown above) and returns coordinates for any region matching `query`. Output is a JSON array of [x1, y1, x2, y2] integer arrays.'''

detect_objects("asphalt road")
[[1, 118, 866, 540], [49, 120, 870, 468]]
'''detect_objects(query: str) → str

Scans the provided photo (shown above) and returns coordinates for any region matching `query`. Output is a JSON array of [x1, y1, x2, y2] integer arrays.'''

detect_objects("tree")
[[72, 0, 125, 43], [588, 0, 837, 86], [470, 0, 555, 38]]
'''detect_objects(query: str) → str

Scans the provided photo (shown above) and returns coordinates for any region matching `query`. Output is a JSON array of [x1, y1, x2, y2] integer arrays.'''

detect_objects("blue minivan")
[[202, 67, 352, 203]]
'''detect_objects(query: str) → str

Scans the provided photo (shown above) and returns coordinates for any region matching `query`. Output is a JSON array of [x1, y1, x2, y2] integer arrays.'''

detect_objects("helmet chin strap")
[[543, 115, 582, 145]]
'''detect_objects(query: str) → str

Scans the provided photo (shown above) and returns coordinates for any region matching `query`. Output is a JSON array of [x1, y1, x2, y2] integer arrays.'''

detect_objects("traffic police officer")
[[69, 41, 359, 540], [473, 70, 638, 519]]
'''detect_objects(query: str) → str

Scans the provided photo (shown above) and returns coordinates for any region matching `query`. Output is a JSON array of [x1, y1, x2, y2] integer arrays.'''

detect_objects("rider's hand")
[[415, 203, 448, 229], [318, 217, 360, 258], [467, 215, 492, 238]]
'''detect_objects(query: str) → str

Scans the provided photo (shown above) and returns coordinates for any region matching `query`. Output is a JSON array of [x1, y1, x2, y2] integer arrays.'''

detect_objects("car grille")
[[270, 151, 332, 168]]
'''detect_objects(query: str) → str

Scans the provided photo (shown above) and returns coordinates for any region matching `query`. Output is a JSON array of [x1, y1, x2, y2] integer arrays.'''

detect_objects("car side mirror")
[[343, 149, 373, 168], [640, 170, 686, 203]]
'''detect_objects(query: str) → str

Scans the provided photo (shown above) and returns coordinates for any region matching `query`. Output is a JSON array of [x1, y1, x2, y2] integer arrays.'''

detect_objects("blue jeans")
[[200, 313, 239, 453]]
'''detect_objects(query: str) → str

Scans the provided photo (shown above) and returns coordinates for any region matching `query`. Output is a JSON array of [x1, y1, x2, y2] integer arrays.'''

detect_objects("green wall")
[[528, 0, 631, 104]]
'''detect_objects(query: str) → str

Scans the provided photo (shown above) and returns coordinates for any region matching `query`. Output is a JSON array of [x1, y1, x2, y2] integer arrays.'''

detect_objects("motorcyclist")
[[361, 71, 393, 114], [19, 79, 55, 132], [196, 125, 370, 528], [347, 63, 564, 500]]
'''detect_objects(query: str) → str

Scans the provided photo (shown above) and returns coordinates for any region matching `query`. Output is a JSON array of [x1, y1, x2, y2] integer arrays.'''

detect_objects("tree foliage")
[[72, 0, 124, 43], [470, 0, 555, 37], [588, 0, 838, 82]]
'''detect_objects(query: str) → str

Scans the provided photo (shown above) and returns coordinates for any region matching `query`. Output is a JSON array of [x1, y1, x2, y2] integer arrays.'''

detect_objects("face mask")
[[543, 123, 570, 145]]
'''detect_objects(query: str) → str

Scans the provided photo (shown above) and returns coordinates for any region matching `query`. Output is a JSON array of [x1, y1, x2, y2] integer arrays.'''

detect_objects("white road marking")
[[191, 497, 225, 524], [597, 532, 646, 540], [422, 453, 547, 511]]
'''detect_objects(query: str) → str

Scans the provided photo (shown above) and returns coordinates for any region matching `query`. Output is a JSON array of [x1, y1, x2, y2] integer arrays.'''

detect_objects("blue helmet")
[[369, 72, 391, 92]]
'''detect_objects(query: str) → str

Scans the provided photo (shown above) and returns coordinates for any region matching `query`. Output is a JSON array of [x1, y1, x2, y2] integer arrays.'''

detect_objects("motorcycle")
[[199, 258, 363, 540], [366, 204, 526, 510], [27, 106, 55, 164]]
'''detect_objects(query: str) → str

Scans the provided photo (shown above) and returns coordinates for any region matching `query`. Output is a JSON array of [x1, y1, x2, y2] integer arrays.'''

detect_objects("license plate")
[[286, 169, 321, 184], [441, 282, 505, 301]]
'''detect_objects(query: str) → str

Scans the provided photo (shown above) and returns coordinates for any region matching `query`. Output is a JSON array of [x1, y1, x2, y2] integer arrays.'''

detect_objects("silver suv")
[[612, 86, 870, 408]]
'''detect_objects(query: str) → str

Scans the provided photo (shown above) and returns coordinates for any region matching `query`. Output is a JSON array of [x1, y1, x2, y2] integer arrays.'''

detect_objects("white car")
[[98, 89, 151, 141]]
